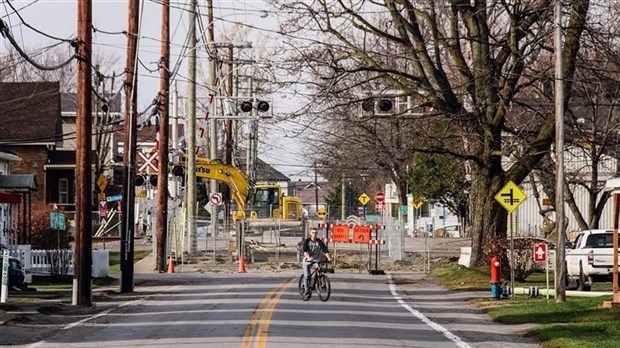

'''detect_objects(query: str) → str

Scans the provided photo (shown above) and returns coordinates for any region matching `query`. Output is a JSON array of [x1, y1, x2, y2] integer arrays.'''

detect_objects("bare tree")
[[271, 0, 592, 266]]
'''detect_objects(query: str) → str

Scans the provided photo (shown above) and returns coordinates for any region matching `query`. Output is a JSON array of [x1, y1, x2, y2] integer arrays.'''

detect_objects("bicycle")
[[298, 260, 331, 302]]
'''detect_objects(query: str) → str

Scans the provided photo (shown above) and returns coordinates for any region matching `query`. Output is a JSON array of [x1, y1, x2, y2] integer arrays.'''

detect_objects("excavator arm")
[[191, 157, 252, 217]]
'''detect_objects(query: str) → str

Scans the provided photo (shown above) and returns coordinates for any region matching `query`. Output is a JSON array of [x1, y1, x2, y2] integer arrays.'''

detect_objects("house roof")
[[236, 158, 290, 182], [0, 174, 38, 192], [0, 82, 62, 145], [0, 145, 21, 162]]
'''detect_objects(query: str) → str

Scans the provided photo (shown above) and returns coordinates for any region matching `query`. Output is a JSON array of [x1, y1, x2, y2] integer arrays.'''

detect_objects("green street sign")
[[50, 212, 66, 230], [400, 205, 408, 216]]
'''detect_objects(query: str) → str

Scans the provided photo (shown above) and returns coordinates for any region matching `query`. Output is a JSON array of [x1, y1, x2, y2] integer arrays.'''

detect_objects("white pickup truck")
[[566, 229, 619, 291]]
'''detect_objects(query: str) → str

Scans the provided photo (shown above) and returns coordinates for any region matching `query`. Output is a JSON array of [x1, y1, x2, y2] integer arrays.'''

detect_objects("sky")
[[0, 0, 314, 180]]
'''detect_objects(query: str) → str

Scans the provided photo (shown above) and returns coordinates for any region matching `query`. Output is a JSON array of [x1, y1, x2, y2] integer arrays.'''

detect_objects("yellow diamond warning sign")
[[358, 193, 371, 206], [495, 181, 527, 213]]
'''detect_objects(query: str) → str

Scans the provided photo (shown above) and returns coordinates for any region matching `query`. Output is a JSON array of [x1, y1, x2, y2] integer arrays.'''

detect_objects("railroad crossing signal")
[[534, 243, 547, 263], [137, 151, 159, 173], [358, 193, 371, 205], [494, 181, 527, 212]]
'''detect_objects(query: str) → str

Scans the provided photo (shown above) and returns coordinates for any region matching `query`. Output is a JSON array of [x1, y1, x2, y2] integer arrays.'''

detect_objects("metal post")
[[510, 212, 515, 300], [120, 0, 139, 294], [554, 0, 566, 302], [612, 194, 620, 303], [186, 0, 197, 254], [156, 0, 170, 273], [75, 0, 93, 306], [207, 0, 218, 251], [341, 173, 345, 221], [314, 162, 319, 214]]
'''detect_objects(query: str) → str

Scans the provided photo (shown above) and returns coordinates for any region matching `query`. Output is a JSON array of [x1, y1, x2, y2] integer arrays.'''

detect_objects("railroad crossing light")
[[361, 99, 374, 112], [240, 100, 253, 113], [257, 100, 270, 112], [135, 175, 146, 186], [172, 165, 184, 176], [378, 99, 393, 112], [149, 175, 158, 186]]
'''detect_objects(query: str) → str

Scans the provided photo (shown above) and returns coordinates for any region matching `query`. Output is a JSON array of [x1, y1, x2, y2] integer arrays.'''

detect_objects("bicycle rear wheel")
[[298, 274, 311, 301], [316, 274, 331, 302]]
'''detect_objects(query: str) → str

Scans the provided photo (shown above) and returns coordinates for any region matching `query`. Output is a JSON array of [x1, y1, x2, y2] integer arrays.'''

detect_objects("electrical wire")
[[0, 18, 77, 71]]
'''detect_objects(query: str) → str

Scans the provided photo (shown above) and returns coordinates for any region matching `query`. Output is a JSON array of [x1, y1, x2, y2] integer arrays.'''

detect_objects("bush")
[[30, 204, 72, 250], [482, 236, 540, 282]]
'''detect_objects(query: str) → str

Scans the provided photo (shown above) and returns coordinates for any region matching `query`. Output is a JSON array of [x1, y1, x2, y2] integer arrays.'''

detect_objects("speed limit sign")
[[209, 192, 223, 206]]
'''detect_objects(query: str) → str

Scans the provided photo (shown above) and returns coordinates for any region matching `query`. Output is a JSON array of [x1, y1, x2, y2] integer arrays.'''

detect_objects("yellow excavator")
[[187, 157, 302, 222]]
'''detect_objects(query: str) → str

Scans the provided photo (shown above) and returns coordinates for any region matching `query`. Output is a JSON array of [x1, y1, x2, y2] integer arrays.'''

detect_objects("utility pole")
[[156, 0, 170, 272], [120, 0, 139, 294], [207, 0, 218, 241], [554, 0, 566, 302], [223, 45, 234, 235], [187, 0, 197, 254], [75, 0, 93, 306]]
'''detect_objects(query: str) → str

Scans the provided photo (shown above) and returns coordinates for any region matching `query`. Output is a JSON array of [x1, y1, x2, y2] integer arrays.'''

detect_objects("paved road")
[[22, 271, 538, 348]]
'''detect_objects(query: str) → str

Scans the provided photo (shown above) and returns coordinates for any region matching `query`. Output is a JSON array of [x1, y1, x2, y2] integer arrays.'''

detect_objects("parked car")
[[565, 229, 618, 291], [0, 254, 26, 288]]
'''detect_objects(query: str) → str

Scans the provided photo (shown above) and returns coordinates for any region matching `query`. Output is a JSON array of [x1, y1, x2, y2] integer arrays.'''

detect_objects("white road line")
[[24, 288, 164, 348], [387, 273, 472, 348]]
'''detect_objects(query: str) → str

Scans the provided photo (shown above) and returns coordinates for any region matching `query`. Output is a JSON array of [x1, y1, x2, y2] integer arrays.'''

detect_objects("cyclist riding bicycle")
[[302, 228, 332, 295]]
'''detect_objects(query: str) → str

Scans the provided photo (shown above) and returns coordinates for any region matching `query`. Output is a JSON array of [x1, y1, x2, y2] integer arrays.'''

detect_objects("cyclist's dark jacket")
[[302, 238, 329, 258]]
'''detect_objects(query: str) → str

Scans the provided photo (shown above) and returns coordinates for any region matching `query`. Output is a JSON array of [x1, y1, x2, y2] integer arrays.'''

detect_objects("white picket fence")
[[9, 245, 109, 281]]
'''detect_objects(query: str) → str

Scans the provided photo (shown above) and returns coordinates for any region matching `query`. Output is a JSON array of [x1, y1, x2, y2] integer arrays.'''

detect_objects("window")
[[59, 178, 69, 204]]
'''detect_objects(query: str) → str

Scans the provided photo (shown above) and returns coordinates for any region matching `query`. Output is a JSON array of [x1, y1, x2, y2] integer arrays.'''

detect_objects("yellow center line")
[[241, 278, 293, 348], [255, 279, 293, 348]]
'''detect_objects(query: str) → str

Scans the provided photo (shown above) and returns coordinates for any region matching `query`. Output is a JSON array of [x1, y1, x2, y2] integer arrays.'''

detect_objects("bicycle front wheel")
[[298, 274, 311, 301], [316, 274, 331, 302]]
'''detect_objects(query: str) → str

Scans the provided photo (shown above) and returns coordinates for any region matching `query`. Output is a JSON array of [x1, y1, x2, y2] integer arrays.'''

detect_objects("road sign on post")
[[209, 192, 223, 206], [358, 193, 370, 205], [353, 225, 371, 243], [534, 243, 547, 263], [375, 191, 385, 203], [411, 198, 423, 209], [316, 207, 327, 219], [494, 181, 527, 212], [332, 225, 349, 242]]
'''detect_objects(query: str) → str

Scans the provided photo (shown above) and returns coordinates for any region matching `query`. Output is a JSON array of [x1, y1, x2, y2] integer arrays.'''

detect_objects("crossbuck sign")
[[138, 151, 159, 173]]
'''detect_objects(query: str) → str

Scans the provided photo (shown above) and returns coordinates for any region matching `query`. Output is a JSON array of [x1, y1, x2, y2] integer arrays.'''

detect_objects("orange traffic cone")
[[167, 256, 175, 273], [238, 254, 247, 273]]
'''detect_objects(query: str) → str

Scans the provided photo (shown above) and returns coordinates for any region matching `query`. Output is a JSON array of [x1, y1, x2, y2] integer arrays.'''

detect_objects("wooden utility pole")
[[120, 0, 139, 293], [156, 0, 170, 272], [187, 0, 198, 254], [554, 0, 567, 302], [75, 0, 93, 306], [223, 45, 233, 234]]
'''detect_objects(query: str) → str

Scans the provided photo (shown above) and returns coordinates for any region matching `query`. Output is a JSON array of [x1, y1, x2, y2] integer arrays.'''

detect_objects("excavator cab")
[[249, 185, 281, 219]]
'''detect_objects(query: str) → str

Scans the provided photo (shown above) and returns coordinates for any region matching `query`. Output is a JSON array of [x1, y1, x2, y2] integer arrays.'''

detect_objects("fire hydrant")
[[490, 256, 501, 299]]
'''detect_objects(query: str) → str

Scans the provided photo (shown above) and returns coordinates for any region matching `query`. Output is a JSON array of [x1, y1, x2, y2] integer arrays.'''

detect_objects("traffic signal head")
[[378, 99, 393, 112], [240, 101, 253, 113], [149, 175, 157, 186], [361, 99, 374, 112], [257, 100, 270, 112]]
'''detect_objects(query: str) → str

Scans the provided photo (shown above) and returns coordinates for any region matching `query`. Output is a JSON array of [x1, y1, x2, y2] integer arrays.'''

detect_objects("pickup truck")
[[566, 229, 619, 291]]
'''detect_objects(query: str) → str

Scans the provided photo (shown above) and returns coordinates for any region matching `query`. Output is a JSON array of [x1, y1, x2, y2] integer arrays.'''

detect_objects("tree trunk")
[[469, 164, 507, 266]]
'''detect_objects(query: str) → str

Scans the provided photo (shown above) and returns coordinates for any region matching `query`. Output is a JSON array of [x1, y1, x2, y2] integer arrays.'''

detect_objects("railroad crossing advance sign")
[[316, 207, 327, 219], [534, 243, 547, 263], [209, 192, 223, 206], [494, 181, 527, 212], [411, 198, 423, 209], [358, 193, 371, 205]]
